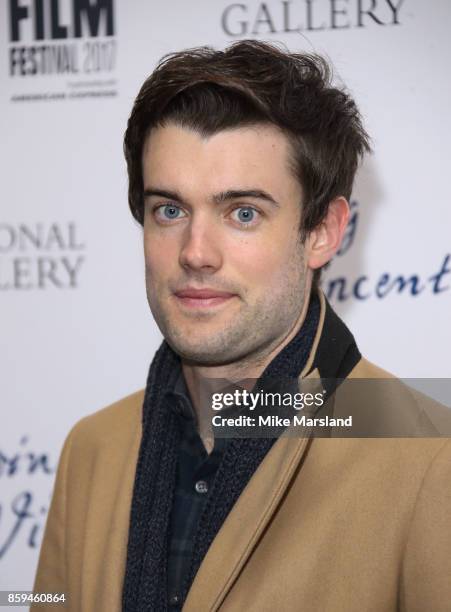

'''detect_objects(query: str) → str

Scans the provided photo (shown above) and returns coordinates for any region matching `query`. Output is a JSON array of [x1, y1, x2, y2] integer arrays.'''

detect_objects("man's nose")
[[178, 214, 223, 273]]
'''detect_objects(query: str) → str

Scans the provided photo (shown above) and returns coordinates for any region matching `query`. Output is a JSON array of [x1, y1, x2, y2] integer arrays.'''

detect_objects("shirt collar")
[[167, 369, 197, 422]]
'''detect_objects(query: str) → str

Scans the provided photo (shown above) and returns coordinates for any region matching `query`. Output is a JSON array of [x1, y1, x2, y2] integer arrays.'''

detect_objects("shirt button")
[[195, 479, 208, 494], [169, 593, 181, 607]]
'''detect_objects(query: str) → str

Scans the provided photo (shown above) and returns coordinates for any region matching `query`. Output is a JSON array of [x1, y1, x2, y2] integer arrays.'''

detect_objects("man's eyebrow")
[[143, 187, 280, 208], [212, 189, 280, 207], [143, 188, 184, 202]]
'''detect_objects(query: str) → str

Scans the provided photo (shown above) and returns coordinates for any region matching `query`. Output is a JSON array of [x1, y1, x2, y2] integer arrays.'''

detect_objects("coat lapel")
[[183, 432, 312, 611]]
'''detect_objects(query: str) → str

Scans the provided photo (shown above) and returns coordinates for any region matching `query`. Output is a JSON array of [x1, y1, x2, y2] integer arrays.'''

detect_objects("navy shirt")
[[166, 372, 228, 608]]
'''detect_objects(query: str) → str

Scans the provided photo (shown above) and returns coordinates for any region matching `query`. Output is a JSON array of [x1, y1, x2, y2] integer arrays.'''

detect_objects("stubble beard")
[[145, 247, 308, 368]]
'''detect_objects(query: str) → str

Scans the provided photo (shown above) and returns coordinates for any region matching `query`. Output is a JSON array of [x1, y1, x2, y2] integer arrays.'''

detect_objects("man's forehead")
[[143, 121, 291, 155], [141, 122, 301, 200]]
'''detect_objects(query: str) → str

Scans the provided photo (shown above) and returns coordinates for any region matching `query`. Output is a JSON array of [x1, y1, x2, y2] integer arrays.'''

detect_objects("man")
[[33, 41, 451, 611]]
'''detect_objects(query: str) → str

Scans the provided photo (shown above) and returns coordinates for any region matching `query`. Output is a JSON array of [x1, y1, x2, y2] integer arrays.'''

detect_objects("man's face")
[[142, 122, 311, 366]]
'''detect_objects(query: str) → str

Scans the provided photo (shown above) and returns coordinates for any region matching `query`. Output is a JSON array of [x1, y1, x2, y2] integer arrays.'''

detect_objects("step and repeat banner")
[[1, 0, 450, 594]]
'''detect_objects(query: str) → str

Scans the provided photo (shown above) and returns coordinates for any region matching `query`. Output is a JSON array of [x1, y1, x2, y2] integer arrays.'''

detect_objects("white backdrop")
[[1, 0, 450, 595]]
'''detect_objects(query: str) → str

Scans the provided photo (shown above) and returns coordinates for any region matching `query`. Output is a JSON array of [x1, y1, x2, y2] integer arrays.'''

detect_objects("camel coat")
[[32, 294, 451, 611]]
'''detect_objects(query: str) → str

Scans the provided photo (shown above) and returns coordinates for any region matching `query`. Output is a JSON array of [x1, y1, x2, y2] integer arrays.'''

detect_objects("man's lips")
[[174, 287, 237, 308], [175, 288, 236, 299]]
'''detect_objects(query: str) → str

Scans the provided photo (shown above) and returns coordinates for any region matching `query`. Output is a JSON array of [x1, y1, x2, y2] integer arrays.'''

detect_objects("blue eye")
[[163, 205, 181, 219], [232, 207, 258, 224], [154, 204, 186, 222]]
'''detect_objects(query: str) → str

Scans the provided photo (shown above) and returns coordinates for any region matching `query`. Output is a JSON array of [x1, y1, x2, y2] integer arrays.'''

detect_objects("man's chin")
[[163, 331, 245, 365], [166, 341, 232, 365]]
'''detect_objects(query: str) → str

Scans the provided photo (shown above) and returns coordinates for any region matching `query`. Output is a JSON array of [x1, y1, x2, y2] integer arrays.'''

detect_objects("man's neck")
[[182, 290, 312, 452]]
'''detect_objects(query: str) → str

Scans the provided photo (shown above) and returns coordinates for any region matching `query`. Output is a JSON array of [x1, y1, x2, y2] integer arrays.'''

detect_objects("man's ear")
[[306, 197, 350, 270]]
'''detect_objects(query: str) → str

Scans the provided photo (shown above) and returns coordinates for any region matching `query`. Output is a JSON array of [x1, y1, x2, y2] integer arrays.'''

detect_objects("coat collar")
[[301, 289, 361, 380], [183, 290, 361, 611]]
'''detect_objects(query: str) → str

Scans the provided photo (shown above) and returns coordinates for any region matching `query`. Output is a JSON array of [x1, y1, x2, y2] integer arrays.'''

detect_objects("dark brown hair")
[[124, 40, 370, 279]]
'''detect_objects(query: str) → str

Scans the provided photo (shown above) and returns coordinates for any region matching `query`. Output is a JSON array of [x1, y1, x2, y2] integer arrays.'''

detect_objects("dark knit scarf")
[[122, 294, 320, 611]]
